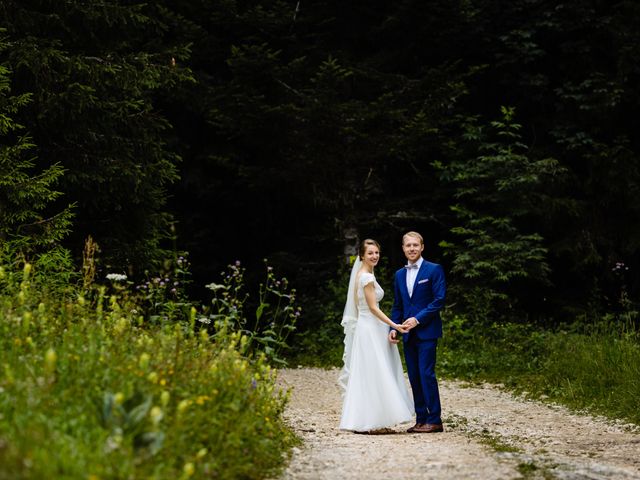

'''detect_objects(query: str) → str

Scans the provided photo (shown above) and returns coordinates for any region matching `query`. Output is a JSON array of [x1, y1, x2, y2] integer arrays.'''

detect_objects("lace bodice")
[[357, 272, 384, 310]]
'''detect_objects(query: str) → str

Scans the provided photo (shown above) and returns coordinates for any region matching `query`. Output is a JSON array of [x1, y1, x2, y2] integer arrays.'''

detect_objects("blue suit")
[[391, 259, 446, 425]]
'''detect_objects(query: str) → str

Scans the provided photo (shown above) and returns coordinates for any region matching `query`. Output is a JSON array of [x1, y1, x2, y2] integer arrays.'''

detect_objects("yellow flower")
[[177, 399, 190, 414], [114, 392, 125, 406], [114, 317, 129, 334], [196, 448, 208, 459], [150, 406, 163, 425], [139, 353, 150, 370], [44, 348, 57, 373], [183, 462, 195, 477]]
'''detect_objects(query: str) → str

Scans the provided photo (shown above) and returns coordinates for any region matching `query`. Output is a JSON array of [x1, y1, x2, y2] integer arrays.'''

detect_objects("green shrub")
[[440, 313, 640, 424], [0, 260, 296, 479]]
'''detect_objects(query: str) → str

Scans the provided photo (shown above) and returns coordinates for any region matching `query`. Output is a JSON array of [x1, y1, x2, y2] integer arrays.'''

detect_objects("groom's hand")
[[388, 330, 400, 344], [402, 317, 419, 330]]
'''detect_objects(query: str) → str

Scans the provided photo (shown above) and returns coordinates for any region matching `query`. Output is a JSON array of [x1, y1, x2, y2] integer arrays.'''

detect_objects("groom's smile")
[[402, 238, 424, 263]]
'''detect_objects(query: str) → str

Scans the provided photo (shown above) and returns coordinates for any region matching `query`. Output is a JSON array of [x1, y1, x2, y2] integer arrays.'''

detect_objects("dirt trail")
[[276, 368, 640, 480]]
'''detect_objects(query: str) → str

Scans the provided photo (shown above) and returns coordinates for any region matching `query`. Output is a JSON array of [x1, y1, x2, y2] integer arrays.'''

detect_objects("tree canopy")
[[1, 0, 639, 323]]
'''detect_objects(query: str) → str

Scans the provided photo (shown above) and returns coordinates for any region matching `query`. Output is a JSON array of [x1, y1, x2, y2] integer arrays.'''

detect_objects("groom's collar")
[[407, 257, 424, 269]]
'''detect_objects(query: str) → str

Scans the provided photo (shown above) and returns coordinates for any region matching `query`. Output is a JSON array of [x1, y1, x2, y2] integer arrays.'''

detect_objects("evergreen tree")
[[0, 1, 193, 269], [443, 107, 566, 321], [0, 42, 73, 254]]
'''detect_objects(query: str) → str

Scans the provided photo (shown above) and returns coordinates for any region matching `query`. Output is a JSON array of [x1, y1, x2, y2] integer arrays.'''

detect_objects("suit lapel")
[[399, 268, 411, 304], [411, 261, 429, 299]]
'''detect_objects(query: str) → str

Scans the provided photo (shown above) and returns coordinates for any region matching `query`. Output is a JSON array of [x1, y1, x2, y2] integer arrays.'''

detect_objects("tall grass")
[[440, 314, 640, 425], [0, 259, 296, 479]]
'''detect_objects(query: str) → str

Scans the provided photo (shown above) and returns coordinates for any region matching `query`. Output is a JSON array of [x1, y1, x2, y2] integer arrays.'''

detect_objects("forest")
[[1, 1, 639, 477]]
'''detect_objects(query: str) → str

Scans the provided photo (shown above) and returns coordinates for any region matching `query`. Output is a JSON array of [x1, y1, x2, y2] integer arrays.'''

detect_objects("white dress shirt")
[[406, 257, 424, 297]]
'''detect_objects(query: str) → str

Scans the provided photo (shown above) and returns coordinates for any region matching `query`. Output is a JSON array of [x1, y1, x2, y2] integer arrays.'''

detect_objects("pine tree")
[[0, 1, 193, 269], [0, 43, 73, 253], [443, 107, 566, 320]]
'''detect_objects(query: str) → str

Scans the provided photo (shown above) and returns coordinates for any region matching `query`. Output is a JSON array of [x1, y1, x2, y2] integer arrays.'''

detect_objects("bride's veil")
[[338, 255, 361, 394]]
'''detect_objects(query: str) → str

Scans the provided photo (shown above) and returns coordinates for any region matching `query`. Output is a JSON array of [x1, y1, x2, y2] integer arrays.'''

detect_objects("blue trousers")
[[404, 336, 442, 425]]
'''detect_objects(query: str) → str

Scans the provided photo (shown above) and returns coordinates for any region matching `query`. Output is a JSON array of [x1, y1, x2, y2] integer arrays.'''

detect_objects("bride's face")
[[362, 245, 380, 268]]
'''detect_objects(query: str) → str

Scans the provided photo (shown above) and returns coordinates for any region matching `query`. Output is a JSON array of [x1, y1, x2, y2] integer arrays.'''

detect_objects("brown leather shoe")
[[411, 423, 443, 433], [406, 423, 424, 433]]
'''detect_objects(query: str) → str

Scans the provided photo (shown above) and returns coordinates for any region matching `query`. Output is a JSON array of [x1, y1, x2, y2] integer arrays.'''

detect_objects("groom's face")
[[402, 236, 424, 263]]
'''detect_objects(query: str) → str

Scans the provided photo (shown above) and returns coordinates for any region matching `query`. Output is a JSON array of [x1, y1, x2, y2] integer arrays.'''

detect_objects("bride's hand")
[[395, 324, 409, 333]]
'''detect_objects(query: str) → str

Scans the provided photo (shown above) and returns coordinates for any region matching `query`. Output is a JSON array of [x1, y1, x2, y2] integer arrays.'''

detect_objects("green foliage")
[[0, 1, 193, 269], [0, 259, 296, 479], [0, 43, 73, 253], [442, 107, 565, 319], [204, 260, 300, 366], [440, 314, 640, 425]]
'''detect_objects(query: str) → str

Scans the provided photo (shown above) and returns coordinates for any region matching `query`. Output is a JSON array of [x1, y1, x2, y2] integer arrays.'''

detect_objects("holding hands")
[[388, 317, 419, 344], [402, 317, 419, 330], [394, 323, 409, 334]]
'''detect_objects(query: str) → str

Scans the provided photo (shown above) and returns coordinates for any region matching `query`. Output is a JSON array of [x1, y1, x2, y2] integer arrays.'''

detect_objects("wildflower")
[[149, 406, 163, 425], [235, 260, 241, 267], [196, 448, 208, 459], [44, 348, 57, 374], [183, 462, 195, 477], [139, 353, 150, 370], [106, 273, 127, 282], [114, 392, 125, 405], [177, 399, 190, 414], [114, 317, 129, 334], [23, 311, 32, 328]]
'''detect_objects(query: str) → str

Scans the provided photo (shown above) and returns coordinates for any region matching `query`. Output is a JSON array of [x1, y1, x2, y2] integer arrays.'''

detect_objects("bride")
[[339, 238, 414, 432]]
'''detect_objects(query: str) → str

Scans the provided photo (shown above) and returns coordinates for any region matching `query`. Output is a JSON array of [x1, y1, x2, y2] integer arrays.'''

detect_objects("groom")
[[389, 231, 446, 433]]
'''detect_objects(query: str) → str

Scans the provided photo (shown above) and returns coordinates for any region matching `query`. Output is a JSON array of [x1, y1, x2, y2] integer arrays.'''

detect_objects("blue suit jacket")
[[391, 260, 446, 340]]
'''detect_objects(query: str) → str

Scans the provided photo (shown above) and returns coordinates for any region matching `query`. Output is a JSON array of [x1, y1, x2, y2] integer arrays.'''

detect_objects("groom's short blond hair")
[[402, 231, 424, 246]]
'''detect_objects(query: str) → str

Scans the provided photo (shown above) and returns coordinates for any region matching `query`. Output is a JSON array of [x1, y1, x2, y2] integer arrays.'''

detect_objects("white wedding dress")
[[339, 271, 414, 431]]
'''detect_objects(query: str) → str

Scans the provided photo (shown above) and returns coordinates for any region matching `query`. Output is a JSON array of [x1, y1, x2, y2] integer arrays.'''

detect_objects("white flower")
[[106, 273, 127, 282], [205, 282, 225, 291], [197, 317, 211, 324]]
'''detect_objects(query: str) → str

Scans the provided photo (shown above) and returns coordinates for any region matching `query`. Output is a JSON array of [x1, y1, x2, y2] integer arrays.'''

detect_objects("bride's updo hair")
[[358, 238, 381, 259]]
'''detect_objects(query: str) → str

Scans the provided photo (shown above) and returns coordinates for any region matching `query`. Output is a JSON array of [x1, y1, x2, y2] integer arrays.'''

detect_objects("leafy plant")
[[205, 260, 300, 365], [0, 257, 296, 479]]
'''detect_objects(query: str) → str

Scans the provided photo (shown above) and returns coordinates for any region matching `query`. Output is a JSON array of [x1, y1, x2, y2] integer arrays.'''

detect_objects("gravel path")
[[276, 368, 640, 480]]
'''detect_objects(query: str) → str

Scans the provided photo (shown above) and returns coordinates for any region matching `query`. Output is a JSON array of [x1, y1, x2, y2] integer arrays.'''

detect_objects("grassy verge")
[[0, 261, 296, 479], [440, 315, 640, 425]]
